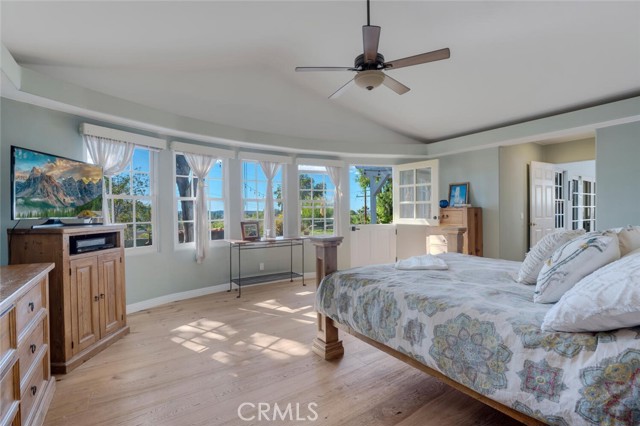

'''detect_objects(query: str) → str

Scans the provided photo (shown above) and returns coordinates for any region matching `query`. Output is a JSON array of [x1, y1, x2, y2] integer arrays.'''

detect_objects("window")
[[242, 161, 283, 236], [175, 154, 225, 244], [105, 146, 155, 249], [299, 165, 335, 236], [349, 166, 393, 225], [393, 160, 439, 224]]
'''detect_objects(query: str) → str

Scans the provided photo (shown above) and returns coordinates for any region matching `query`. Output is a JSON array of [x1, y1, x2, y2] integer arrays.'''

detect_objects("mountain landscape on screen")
[[12, 147, 103, 219]]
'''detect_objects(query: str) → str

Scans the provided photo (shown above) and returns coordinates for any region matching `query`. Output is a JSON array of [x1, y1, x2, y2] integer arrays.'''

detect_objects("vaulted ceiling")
[[2, 1, 639, 145]]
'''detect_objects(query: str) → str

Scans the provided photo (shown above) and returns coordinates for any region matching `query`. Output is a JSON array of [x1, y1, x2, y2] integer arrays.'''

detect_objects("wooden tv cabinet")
[[8, 225, 129, 374]]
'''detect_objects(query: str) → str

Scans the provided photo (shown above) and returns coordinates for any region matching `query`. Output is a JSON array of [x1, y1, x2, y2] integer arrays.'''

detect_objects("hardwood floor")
[[43, 280, 523, 426]]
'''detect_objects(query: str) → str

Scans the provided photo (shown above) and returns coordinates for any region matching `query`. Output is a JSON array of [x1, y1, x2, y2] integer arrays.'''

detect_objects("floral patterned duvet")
[[316, 253, 640, 426]]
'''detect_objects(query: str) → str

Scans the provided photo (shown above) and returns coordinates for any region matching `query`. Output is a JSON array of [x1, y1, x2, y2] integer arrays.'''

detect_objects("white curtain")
[[184, 153, 218, 264], [259, 161, 281, 239], [83, 135, 135, 224], [326, 166, 343, 237]]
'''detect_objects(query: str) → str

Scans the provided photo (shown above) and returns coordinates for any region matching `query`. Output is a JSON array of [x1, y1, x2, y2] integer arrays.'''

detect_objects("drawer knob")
[[30, 344, 37, 354], [94, 296, 100, 302], [31, 385, 37, 396], [28, 302, 35, 312], [100, 293, 105, 299]]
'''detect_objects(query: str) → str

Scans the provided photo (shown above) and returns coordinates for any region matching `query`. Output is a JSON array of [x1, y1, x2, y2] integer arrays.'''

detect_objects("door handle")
[[351, 226, 361, 231]]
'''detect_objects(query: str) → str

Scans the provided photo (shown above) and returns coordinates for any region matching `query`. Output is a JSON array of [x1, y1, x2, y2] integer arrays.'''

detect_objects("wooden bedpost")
[[310, 236, 344, 360], [426, 226, 466, 254]]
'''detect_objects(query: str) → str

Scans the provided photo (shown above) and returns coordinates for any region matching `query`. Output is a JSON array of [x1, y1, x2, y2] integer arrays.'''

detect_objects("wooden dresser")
[[8, 225, 129, 374], [428, 207, 483, 256], [1, 263, 56, 426]]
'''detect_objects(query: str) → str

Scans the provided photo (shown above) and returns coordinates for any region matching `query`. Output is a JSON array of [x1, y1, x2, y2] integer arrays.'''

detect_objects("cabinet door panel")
[[98, 252, 124, 337], [69, 257, 100, 354]]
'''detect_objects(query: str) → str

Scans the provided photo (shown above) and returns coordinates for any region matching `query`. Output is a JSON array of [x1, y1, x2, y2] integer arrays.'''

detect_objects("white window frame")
[[173, 153, 227, 250], [103, 146, 158, 255], [298, 165, 336, 236], [393, 159, 439, 225]]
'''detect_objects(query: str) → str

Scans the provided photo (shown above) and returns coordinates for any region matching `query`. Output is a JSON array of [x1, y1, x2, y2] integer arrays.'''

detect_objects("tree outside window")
[[299, 166, 335, 236], [105, 147, 154, 248], [175, 154, 225, 244], [349, 166, 393, 225]]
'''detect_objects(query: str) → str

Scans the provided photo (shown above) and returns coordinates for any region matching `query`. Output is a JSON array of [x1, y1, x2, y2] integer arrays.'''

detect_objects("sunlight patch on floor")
[[296, 291, 314, 296]]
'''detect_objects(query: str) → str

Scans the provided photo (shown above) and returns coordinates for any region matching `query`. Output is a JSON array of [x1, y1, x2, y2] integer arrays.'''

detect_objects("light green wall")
[[542, 138, 595, 163], [596, 121, 640, 229], [438, 148, 500, 259], [0, 98, 317, 304], [498, 143, 544, 260]]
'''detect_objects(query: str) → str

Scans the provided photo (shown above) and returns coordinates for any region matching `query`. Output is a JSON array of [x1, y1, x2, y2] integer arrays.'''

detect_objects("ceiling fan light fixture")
[[354, 70, 385, 91]]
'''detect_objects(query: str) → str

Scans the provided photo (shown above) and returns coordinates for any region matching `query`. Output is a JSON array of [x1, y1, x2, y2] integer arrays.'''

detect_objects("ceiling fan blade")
[[329, 79, 355, 99], [382, 74, 410, 95], [384, 48, 450, 70], [295, 66, 356, 72], [363, 25, 381, 63]]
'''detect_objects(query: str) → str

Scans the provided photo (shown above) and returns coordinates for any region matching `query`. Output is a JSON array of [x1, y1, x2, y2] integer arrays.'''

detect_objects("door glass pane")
[[400, 170, 414, 185], [400, 187, 414, 202], [416, 203, 431, 219], [416, 185, 431, 202], [400, 204, 413, 218], [416, 168, 431, 184]]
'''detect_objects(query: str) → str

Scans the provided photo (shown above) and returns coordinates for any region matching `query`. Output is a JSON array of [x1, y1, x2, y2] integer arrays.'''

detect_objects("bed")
[[310, 237, 640, 426]]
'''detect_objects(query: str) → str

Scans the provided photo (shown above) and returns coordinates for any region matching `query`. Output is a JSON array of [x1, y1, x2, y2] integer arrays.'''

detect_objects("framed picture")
[[240, 221, 260, 241], [448, 182, 469, 207]]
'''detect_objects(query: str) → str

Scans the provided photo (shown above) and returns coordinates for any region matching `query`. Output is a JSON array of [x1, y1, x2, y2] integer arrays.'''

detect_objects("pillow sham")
[[534, 232, 620, 303], [517, 229, 585, 284], [541, 250, 640, 332], [616, 225, 640, 256]]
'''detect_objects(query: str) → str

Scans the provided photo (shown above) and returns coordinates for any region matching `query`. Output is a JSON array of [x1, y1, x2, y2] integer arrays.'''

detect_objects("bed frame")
[[309, 229, 546, 426]]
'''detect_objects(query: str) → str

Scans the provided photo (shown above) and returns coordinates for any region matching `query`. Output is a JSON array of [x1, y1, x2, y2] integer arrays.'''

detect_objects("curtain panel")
[[258, 161, 282, 239], [326, 166, 343, 237], [83, 135, 135, 224], [184, 153, 218, 263]]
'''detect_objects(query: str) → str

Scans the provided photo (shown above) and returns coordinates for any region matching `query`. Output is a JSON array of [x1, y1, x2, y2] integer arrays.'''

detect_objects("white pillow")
[[624, 247, 640, 258], [534, 232, 620, 303], [517, 229, 585, 284], [617, 225, 640, 256], [541, 251, 640, 332]]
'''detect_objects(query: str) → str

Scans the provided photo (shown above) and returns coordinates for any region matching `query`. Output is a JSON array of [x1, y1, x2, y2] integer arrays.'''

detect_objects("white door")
[[350, 224, 396, 267], [529, 161, 557, 248]]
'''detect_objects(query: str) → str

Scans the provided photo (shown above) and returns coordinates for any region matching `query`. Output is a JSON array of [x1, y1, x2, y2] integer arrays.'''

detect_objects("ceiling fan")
[[295, 0, 450, 99]]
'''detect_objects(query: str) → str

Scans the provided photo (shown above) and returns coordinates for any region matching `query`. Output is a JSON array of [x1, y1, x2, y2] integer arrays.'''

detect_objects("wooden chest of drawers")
[[0, 263, 56, 426], [427, 207, 483, 256]]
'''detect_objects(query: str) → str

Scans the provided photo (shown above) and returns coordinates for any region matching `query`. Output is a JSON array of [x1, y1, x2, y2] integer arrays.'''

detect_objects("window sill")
[[125, 245, 157, 257]]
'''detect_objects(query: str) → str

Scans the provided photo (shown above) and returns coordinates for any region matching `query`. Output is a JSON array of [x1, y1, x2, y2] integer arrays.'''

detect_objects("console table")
[[227, 237, 305, 298]]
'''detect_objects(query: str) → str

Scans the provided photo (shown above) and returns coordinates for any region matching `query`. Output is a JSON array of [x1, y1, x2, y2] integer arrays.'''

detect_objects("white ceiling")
[[2, 1, 639, 144]]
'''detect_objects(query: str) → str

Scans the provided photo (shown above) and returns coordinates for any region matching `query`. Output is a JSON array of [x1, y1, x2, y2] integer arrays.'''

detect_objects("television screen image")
[[11, 146, 103, 220]]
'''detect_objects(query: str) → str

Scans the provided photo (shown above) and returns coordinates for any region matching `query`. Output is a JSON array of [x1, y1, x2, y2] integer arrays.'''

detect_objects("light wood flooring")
[[43, 280, 523, 426]]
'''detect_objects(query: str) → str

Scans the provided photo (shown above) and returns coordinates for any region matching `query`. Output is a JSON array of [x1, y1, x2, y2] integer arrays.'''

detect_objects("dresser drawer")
[[440, 209, 463, 225], [1, 360, 19, 426], [1, 307, 16, 370], [15, 279, 45, 338], [20, 354, 46, 426], [17, 319, 46, 386]]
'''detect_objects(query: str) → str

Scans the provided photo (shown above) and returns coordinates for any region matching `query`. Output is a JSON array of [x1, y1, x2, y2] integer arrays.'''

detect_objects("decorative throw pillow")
[[517, 229, 585, 284], [624, 247, 640, 258], [534, 232, 620, 303], [616, 225, 640, 256], [541, 250, 640, 332]]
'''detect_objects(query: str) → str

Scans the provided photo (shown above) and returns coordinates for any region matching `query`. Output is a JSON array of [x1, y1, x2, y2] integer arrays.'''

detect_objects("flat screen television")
[[10, 146, 103, 223]]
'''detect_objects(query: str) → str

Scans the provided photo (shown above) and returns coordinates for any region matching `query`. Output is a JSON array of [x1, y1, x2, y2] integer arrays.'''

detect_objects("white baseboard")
[[126, 271, 316, 314]]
